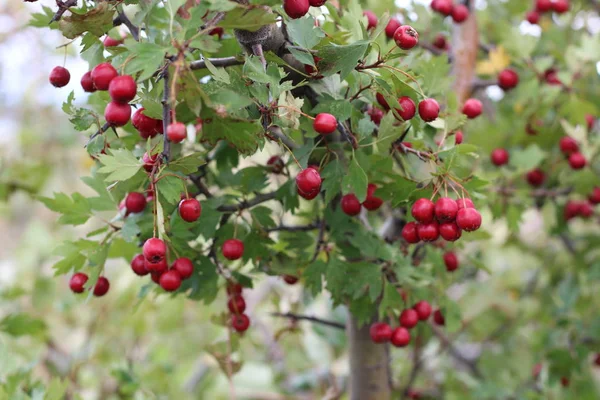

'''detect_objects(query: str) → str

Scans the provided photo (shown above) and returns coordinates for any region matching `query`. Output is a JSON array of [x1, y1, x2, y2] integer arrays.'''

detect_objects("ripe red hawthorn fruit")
[[370, 322, 393, 343], [49, 66, 70, 87], [594, 353, 600, 367], [283, 0, 309, 19], [93, 277, 110, 296], [69, 273, 88, 293], [267, 156, 285, 174], [439, 222, 462, 241], [411, 198, 435, 223], [394, 25, 419, 50], [363, 10, 378, 30], [462, 98, 483, 119], [227, 282, 243, 296], [526, 10, 540, 24], [391, 327, 411, 347], [103, 35, 123, 47], [456, 198, 474, 209], [417, 221, 440, 242], [150, 271, 162, 284], [588, 187, 600, 204], [395, 96, 416, 121], [159, 270, 182, 292], [363, 183, 383, 211], [341, 194, 362, 216], [432, 34, 448, 50], [309, 0, 327, 6], [399, 309, 419, 329], [491, 148, 509, 166], [536, 0, 552, 12], [560, 377, 570, 387], [443, 251, 459, 272], [568, 152, 586, 170], [385, 18, 402, 39], [498, 68, 519, 90], [407, 389, 421, 399], [454, 131, 464, 145], [209, 27, 224, 39], [296, 168, 322, 199], [313, 113, 337, 135], [451, 4, 469, 23], [125, 192, 147, 214], [179, 198, 201, 222], [433, 309, 445, 325], [131, 254, 149, 276], [105, 102, 131, 127], [133, 108, 160, 138], [376, 92, 390, 110], [532, 363, 543, 378], [418, 98, 440, 122], [579, 202, 594, 218], [433, 0, 453, 16], [172, 257, 194, 280], [142, 152, 159, 172], [304, 56, 323, 78], [413, 300, 432, 321], [367, 106, 384, 125], [402, 222, 420, 244], [80, 71, 96, 92], [145, 258, 168, 274], [559, 136, 579, 155], [91, 62, 118, 91], [143, 238, 167, 263], [586, 114, 595, 130], [167, 122, 187, 143], [228, 295, 247, 314], [108, 75, 137, 104], [526, 168, 546, 187], [544, 69, 562, 86], [435, 197, 458, 222], [222, 239, 244, 260], [552, 0, 569, 13], [456, 208, 482, 231], [563, 200, 580, 221], [231, 313, 251, 332], [283, 275, 299, 285]]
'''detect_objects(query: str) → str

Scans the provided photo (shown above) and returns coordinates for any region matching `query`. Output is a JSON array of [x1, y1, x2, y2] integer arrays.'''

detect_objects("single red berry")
[[363, 10, 378, 30], [69, 272, 88, 293], [560, 377, 570, 387], [390, 327, 411, 347], [526, 10, 540, 24], [491, 148, 509, 166], [159, 270, 182, 292], [563, 200, 581, 221], [498, 68, 519, 90], [544, 69, 562, 85], [296, 168, 322, 199], [417, 221, 440, 242], [552, 0, 569, 13], [267, 156, 285, 174], [222, 239, 244, 260], [526, 169, 546, 187], [451, 4, 469, 23], [103, 36, 123, 47], [434, 0, 453, 16], [588, 187, 600, 204], [150, 271, 162, 284], [172, 257, 194, 280], [435, 197, 458, 222], [363, 183, 383, 211], [411, 198, 435, 223], [49, 66, 70, 88], [586, 114, 595, 130], [402, 222, 420, 244], [559, 136, 579, 155], [594, 353, 600, 367], [370, 322, 393, 343], [283, 275, 299, 285], [536, 0, 552, 12], [462, 98, 482, 119], [526, 122, 539, 135], [443, 251, 459, 272], [133, 108, 160, 138], [209, 27, 224, 39], [231, 313, 251, 332], [144, 258, 168, 274], [399, 309, 419, 329], [313, 113, 337, 135], [142, 152, 159, 172], [105, 102, 131, 127], [179, 198, 202, 222], [93, 277, 110, 297], [108, 75, 137, 104], [341, 194, 362, 216], [532, 363, 543, 378], [309, 0, 327, 6], [125, 192, 146, 214], [456, 198, 474, 209], [439, 222, 462, 242], [131, 254, 149, 276], [367, 107, 385, 125], [228, 295, 247, 314], [568, 152, 586, 170], [395, 96, 416, 121], [432, 34, 448, 50], [385, 18, 402, 39], [91, 63, 118, 91], [376, 92, 390, 110], [455, 131, 463, 145], [283, 0, 309, 19], [80, 71, 96, 92], [418, 98, 440, 122], [433, 309, 445, 325], [227, 282, 243, 296], [167, 122, 187, 143], [407, 389, 421, 399], [394, 25, 419, 50], [413, 301, 432, 321], [456, 208, 482, 231], [143, 238, 167, 263], [579, 202, 594, 218]]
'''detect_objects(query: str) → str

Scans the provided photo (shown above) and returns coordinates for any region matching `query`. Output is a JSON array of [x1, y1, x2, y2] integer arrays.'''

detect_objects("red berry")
[[491, 148, 509, 166], [413, 301, 432, 321], [341, 194, 362, 216], [395, 96, 416, 121], [313, 113, 337, 135], [296, 168, 322, 199], [283, 275, 299, 285], [108, 75, 137, 104], [133, 108, 160, 138], [209, 27, 224, 39], [532, 363, 543, 378], [451, 4, 469, 23], [150, 271, 162, 284], [456, 198, 474, 209], [402, 222, 420, 244], [526, 169, 546, 187], [49, 66, 70, 88], [231, 314, 251, 332], [172, 257, 194, 280], [144, 258, 168, 274], [434, 0, 453, 16], [142, 152, 159, 173], [407, 389, 421, 399], [80, 71, 96, 92], [385, 18, 402, 39], [552, 0, 569, 13], [526, 10, 540, 24], [586, 114, 595, 130], [455, 131, 463, 145], [363, 10, 378, 30], [579, 202, 594, 218], [69, 272, 88, 293], [564, 200, 580, 221], [309, 0, 327, 5], [568, 152, 586, 170], [443, 251, 459, 272], [560, 377, 570, 387], [418, 98, 440, 122], [91, 63, 118, 91], [367, 107, 385, 125], [432, 34, 448, 50], [498, 68, 519, 90], [394, 25, 419, 50], [143, 238, 167, 263], [588, 187, 600, 204], [283, 0, 309, 19], [125, 192, 146, 214], [417, 221, 440, 242], [399, 309, 419, 329], [536, 0, 552, 12], [390, 327, 411, 347], [433, 309, 445, 325], [167, 122, 187, 143], [131, 254, 149, 276], [439, 222, 462, 242], [103, 36, 123, 47], [544, 69, 562, 86], [267, 156, 285, 174], [462, 98, 482, 119], [179, 198, 202, 222], [105, 102, 131, 127], [227, 282, 243, 295], [435, 197, 458, 222], [222, 239, 244, 260], [228, 295, 247, 314], [594, 353, 600, 367], [456, 208, 482, 232], [363, 183, 383, 211], [376, 92, 390, 110], [159, 270, 182, 292], [411, 198, 435, 223], [93, 277, 110, 297], [370, 322, 393, 343], [559, 136, 579, 155]]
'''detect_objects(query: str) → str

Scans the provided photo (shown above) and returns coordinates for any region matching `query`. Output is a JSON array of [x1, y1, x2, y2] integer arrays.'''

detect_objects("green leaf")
[[81, 175, 116, 212], [326, 259, 382, 304], [218, 7, 278, 32], [312, 98, 353, 122], [200, 116, 263, 156], [342, 156, 368, 202], [319, 41, 369, 80], [39, 192, 92, 225], [304, 260, 327, 296], [379, 281, 404, 319], [321, 159, 344, 205], [97, 149, 142, 181], [250, 206, 276, 228], [156, 173, 185, 205], [58, 2, 114, 39], [204, 58, 231, 84], [0, 313, 47, 338], [121, 43, 168, 82], [286, 17, 325, 49], [509, 144, 545, 171]]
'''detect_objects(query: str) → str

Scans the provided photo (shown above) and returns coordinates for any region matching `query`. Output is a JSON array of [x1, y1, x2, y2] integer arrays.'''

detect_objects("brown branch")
[[430, 323, 484, 379], [266, 223, 320, 233], [189, 57, 244, 70], [271, 312, 345, 330], [115, 7, 140, 41], [310, 218, 327, 262], [188, 174, 213, 198], [472, 78, 498, 91], [50, 0, 77, 23], [216, 191, 278, 213], [85, 122, 111, 147], [419, 41, 444, 56]]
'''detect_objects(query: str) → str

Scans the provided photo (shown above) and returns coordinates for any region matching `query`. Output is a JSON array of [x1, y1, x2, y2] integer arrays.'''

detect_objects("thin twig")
[[161, 67, 171, 162], [271, 312, 345, 330], [310, 218, 327, 262], [50, 0, 77, 23], [115, 7, 140, 41], [189, 56, 244, 70], [266, 223, 320, 233], [217, 191, 278, 213]]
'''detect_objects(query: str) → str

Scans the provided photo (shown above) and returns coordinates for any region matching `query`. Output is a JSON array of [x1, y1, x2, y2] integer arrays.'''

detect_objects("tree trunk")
[[451, 4, 479, 104]]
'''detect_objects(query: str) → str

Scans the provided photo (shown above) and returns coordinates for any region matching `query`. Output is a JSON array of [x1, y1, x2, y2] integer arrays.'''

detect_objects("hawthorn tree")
[[8, 0, 600, 398]]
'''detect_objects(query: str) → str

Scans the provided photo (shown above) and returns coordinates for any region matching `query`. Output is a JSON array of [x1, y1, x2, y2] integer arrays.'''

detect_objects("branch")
[[188, 173, 213, 198], [430, 323, 484, 379], [472, 78, 497, 91], [216, 191, 278, 213], [310, 218, 327, 262], [161, 68, 171, 162], [559, 232, 577, 255], [85, 122, 111, 147], [115, 7, 140, 41], [189, 56, 244, 70], [419, 41, 444, 56], [271, 312, 345, 330], [50, 0, 77, 23], [495, 186, 573, 198], [266, 223, 320, 232]]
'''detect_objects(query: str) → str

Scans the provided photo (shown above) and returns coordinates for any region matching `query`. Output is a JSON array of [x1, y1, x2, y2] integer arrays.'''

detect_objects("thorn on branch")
[[271, 312, 345, 330], [85, 122, 111, 147], [114, 8, 140, 41], [50, 0, 77, 23]]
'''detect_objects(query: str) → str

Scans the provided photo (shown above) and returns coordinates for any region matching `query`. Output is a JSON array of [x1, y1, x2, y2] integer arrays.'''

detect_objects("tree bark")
[[451, 4, 479, 104]]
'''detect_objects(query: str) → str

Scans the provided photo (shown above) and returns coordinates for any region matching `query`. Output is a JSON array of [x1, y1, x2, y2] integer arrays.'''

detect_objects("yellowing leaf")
[[476, 46, 511, 75]]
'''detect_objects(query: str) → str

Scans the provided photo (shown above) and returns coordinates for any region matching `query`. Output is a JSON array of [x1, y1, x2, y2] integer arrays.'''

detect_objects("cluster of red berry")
[[226, 283, 251, 332], [430, 0, 470, 24], [559, 136, 587, 170], [526, 0, 570, 25], [69, 273, 110, 297], [135, 238, 194, 291], [340, 184, 383, 216], [563, 187, 600, 221]]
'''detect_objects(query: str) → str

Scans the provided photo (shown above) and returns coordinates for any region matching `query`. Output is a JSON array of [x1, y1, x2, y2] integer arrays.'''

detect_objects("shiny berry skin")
[[552, 0, 569, 13], [80, 71, 96, 92], [283, 0, 309, 19], [402, 222, 420, 244], [143, 238, 167, 263], [341, 194, 362, 216], [456, 198, 474, 209], [451, 4, 469, 23], [172, 257, 194, 280], [413, 301, 432, 321], [159, 270, 182, 292], [222, 239, 244, 260], [433, 34, 448, 50], [399, 309, 419, 329], [142, 152, 159, 172], [91, 63, 118, 91], [144, 258, 168, 274], [385, 18, 402, 39], [433, 309, 445, 325], [131, 254, 149, 276], [133, 108, 160, 138], [589, 188, 600, 204], [103, 36, 123, 47], [439, 222, 462, 242], [435, 197, 458, 222], [498, 68, 519, 90], [105, 102, 131, 127], [167, 122, 187, 143], [363, 10, 378, 30], [455, 131, 463, 145], [559, 136, 579, 155], [108, 75, 137, 103], [394, 25, 419, 50], [443, 251, 459, 272], [49, 66, 70, 88], [296, 168, 322, 198], [227, 282, 243, 296], [93, 277, 110, 296], [376, 92, 390, 110], [418, 98, 440, 122], [536, 0, 552, 12], [434, 0, 453, 16], [411, 198, 435, 223], [456, 208, 482, 232], [462, 98, 482, 119], [417, 221, 440, 242], [298, 187, 320, 200], [69, 272, 88, 293], [370, 322, 393, 343], [526, 169, 545, 187], [228, 295, 246, 314], [309, 0, 327, 5], [313, 113, 337, 135], [267, 156, 285, 174], [491, 148, 509, 166], [363, 184, 383, 211], [231, 314, 251, 332], [125, 192, 146, 214], [395, 96, 416, 121], [526, 10, 540, 24], [178, 198, 201, 222], [367, 107, 384, 125], [568, 152, 586, 170], [390, 327, 411, 347], [283, 275, 299, 284]]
